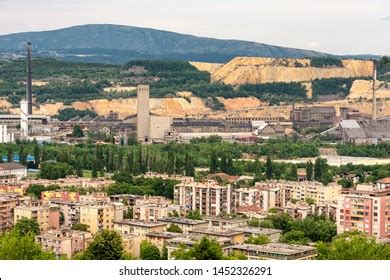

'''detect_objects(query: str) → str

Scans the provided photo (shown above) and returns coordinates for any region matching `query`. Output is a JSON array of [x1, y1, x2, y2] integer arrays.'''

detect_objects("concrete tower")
[[137, 85, 150, 141], [26, 42, 33, 115], [20, 100, 29, 139]]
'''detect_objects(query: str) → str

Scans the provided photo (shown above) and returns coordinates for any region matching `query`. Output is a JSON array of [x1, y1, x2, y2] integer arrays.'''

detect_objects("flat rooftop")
[[146, 232, 182, 239], [228, 243, 316, 256], [158, 217, 208, 225], [189, 228, 244, 237], [232, 227, 282, 235], [114, 220, 167, 228]]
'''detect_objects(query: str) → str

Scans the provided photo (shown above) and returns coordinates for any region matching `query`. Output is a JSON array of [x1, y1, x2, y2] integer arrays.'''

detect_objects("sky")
[[0, 0, 389, 55]]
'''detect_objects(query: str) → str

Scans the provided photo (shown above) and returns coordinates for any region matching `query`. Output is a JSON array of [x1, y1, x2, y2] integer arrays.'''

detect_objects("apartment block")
[[158, 217, 208, 234], [226, 243, 317, 260], [337, 182, 390, 239], [36, 228, 92, 259], [50, 201, 81, 228], [174, 179, 234, 216], [14, 205, 60, 232], [80, 204, 114, 234], [133, 203, 185, 222], [235, 181, 341, 214], [41, 191, 79, 202], [114, 220, 167, 237], [0, 196, 17, 231], [0, 162, 27, 184]]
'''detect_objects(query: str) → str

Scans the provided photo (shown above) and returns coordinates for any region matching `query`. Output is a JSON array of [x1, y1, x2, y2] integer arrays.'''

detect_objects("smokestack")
[[26, 42, 33, 115], [372, 60, 377, 121]]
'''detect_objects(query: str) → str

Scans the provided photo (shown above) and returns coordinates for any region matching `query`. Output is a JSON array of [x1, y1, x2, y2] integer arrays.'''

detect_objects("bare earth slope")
[[209, 57, 373, 85], [348, 79, 390, 99]]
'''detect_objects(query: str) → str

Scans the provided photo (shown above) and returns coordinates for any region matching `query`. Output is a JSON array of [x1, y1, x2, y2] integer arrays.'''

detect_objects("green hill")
[[0, 24, 328, 64]]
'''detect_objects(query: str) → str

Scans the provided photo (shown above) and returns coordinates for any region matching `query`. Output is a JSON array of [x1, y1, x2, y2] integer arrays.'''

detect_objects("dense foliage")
[[56, 108, 97, 121], [76, 230, 127, 260], [337, 143, 390, 158], [317, 231, 390, 260], [0, 57, 364, 106], [310, 57, 343, 68]]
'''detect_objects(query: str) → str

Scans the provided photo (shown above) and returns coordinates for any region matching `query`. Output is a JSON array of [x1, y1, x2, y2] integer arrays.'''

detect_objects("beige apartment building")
[[36, 228, 92, 259], [158, 217, 208, 234], [14, 205, 59, 232], [236, 181, 341, 213], [114, 220, 167, 237], [0, 196, 17, 232], [80, 204, 114, 234], [174, 178, 234, 216], [133, 203, 185, 222]]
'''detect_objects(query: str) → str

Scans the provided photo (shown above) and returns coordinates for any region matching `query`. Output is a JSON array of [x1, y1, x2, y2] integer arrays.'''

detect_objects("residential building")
[[133, 203, 185, 222], [205, 217, 249, 230], [80, 204, 114, 234], [188, 228, 245, 244], [166, 234, 232, 259], [158, 217, 208, 234], [79, 192, 109, 205], [114, 220, 167, 237], [231, 227, 282, 241], [226, 243, 317, 260], [0, 185, 25, 196], [36, 228, 92, 259], [174, 178, 234, 216], [0, 196, 17, 231], [121, 234, 142, 258], [337, 182, 390, 239], [146, 232, 182, 250], [0, 162, 27, 184], [41, 191, 79, 202], [14, 205, 59, 232], [50, 201, 81, 228]]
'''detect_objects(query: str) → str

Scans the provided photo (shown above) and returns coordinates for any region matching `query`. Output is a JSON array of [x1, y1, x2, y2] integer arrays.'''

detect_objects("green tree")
[[72, 125, 84, 138], [173, 237, 224, 260], [14, 218, 40, 236], [314, 157, 326, 182], [32, 139, 41, 168], [185, 153, 195, 177], [7, 146, 13, 162], [225, 251, 247, 260], [209, 151, 219, 174], [19, 145, 27, 165], [287, 165, 298, 181], [0, 231, 55, 260], [91, 161, 98, 178], [77, 230, 125, 260], [112, 171, 133, 184], [265, 156, 273, 179], [306, 161, 313, 181], [190, 237, 224, 260], [279, 230, 310, 245], [317, 231, 390, 260], [140, 240, 161, 260], [72, 223, 89, 231], [246, 235, 270, 245], [186, 210, 202, 220], [167, 224, 183, 233]]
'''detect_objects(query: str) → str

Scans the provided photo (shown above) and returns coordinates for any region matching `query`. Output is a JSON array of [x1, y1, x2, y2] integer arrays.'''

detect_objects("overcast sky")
[[0, 0, 389, 55]]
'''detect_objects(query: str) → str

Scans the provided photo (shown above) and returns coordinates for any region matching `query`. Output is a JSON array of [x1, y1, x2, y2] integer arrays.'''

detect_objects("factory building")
[[290, 106, 336, 129]]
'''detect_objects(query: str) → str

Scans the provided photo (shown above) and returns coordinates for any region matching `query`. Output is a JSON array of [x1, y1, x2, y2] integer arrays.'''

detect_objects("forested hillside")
[[0, 57, 385, 106]]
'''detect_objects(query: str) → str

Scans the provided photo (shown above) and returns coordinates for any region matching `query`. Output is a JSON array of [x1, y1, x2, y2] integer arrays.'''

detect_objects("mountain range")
[[0, 24, 332, 64]]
